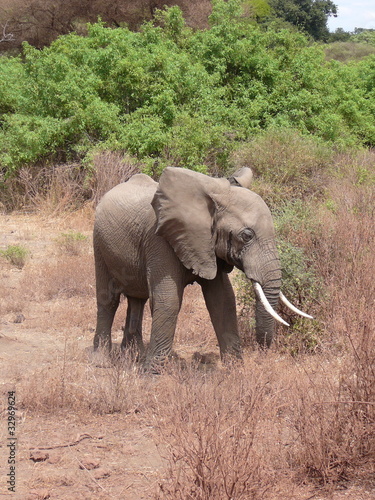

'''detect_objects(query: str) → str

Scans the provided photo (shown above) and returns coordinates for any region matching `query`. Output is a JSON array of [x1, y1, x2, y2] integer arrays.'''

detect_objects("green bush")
[[0, 245, 29, 268], [55, 231, 88, 255], [235, 235, 322, 354], [0, 1, 375, 181]]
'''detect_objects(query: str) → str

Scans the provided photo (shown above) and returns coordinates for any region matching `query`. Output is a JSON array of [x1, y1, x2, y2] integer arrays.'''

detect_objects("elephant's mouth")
[[252, 281, 313, 326]]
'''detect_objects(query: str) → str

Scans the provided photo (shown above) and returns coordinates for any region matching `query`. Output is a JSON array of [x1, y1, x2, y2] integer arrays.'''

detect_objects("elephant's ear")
[[228, 167, 253, 189], [151, 167, 230, 280]]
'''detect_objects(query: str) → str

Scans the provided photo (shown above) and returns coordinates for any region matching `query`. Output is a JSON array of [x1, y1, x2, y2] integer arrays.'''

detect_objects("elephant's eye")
[[241, 228, 254, 243]]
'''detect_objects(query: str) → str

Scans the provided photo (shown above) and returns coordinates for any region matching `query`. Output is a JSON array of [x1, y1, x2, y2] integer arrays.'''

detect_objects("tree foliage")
[[0, 2, 374, 178], [268, 0, 337, 41]]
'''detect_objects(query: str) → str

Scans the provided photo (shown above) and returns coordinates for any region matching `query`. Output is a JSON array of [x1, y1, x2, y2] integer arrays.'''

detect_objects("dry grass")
[[54, 230, 89, 256], [19, 344, 153, 416], [22, 254, 94, 301], [325, 42, 375, 62], [231, 128, 333, 206]]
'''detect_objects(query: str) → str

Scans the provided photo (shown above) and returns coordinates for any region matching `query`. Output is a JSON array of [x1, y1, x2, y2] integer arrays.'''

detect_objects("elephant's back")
[[97, 174, 157, 212], [95, 174, 157, 229]]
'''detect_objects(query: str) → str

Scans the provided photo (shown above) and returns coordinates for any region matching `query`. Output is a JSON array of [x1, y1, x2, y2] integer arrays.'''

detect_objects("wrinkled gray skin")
[[93, 167, 282, 370]]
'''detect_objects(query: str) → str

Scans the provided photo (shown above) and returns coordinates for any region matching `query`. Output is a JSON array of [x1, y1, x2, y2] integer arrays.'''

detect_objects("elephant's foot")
[[92, 332, 113, 367], [93, 332, 112, 352], [89, 347, 112, 368], [143, 350, 172, 374], [220, 347, 243, 367]]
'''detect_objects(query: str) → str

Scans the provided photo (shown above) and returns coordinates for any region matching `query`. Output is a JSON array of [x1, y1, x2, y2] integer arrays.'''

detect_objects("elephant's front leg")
[[199, 271, 242, 361], [145, 275, 184, 372]]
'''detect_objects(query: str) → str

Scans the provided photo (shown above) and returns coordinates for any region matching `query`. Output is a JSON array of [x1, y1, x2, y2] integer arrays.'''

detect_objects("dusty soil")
[[0, 212, 373, 499]]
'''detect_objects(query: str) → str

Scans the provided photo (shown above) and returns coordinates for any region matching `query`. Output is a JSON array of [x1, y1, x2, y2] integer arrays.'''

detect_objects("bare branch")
[[0, 21, 15, 42]]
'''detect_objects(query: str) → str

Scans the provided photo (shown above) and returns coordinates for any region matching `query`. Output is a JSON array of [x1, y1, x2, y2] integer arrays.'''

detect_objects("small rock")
[[47, 454, 61, 465], [14, 313, 25, 324], [30, 450, 49, 462], [192, 351, 217, 365], [79, 457, 100, 470], [93, 467, 111, 480]]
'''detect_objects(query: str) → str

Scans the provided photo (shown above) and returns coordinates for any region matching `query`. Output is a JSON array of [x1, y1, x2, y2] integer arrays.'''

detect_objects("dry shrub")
[[0, 0, 92, 50], [0, 0, 213, 51], [90, 151, 141, 206], [287, 165, 375, 484], [19, 344, 151, 415], [2, 163, 89, 212], [179, 0, 212, 29], [231, 128, 332, 206], [289, 361, 374, 486], [310, 164, 374, 348], [152, 363, 284, 500]]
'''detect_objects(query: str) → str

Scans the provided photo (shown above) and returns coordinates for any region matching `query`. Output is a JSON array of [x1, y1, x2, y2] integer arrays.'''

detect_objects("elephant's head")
[[152, 167, 311, 347]]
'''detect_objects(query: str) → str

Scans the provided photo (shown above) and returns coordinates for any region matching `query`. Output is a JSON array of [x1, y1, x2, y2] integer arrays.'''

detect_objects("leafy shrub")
[[166, 113, 230, 172], [0, 245, 29, 268], [276, 239, 322, 353], [352, 29, 375, 46], [0, 1, 375, 183], [55, 231, 88, 256], [236, 198, 323, 353]]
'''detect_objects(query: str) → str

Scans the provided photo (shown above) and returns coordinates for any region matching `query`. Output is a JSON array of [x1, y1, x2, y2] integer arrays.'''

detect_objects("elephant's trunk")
[[254, 284, 281, 348]]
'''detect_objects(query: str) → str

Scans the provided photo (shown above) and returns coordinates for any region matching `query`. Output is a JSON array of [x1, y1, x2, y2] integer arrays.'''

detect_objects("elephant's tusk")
[[279, 292, 314, 319], [253, 282, 289, 326]]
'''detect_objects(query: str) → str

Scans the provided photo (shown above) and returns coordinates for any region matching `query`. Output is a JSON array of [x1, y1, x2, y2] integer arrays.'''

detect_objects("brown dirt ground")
[[0, 212, 373, 499]]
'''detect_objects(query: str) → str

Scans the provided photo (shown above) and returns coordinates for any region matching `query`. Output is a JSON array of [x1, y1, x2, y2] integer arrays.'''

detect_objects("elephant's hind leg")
[[121, 297, 147, 356], [94, 252, 122, 351], [94, 290, 121, 350]]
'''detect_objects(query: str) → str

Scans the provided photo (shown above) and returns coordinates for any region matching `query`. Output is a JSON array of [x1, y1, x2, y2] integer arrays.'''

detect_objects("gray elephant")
[[93, 167, 311, 370]]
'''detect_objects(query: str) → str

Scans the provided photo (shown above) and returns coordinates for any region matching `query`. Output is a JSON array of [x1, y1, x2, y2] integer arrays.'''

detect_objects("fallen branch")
[[30, 433, 103, 450]]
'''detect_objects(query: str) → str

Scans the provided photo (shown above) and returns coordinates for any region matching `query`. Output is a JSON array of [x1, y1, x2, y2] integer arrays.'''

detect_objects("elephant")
[[93, 166, 311, 370]]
